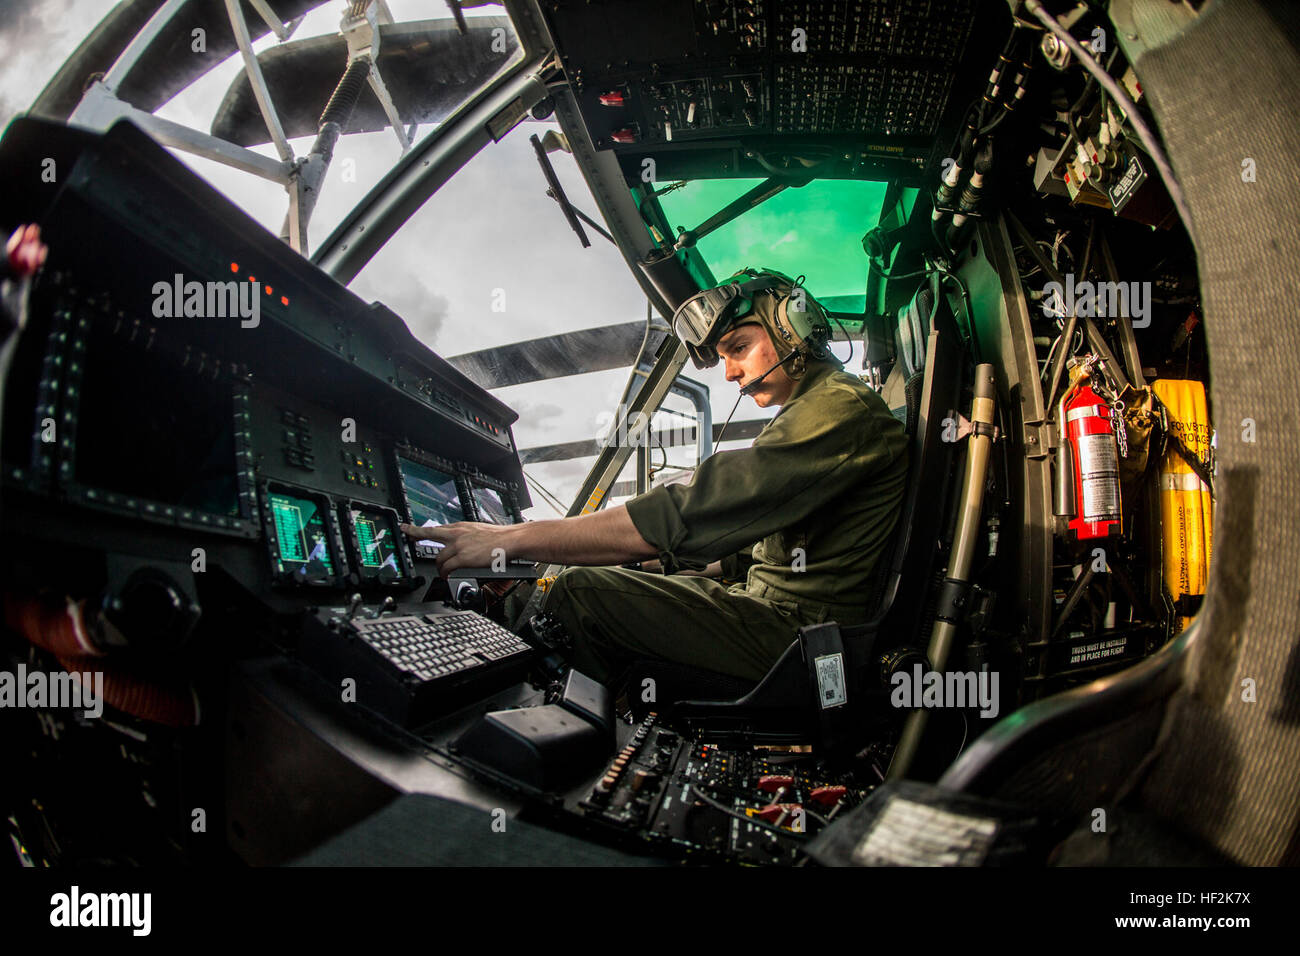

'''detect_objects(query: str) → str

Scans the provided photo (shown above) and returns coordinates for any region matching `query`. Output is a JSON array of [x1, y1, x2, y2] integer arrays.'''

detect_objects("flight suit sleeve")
[[625, 383, 905, 574]]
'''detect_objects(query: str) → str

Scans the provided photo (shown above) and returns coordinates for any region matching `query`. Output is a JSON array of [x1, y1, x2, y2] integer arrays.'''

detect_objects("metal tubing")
[[1043, 311, 1078, 416], [100, 0, 188, 93], [512, 339, 690, 629], [76, 89, 294, 183], [249, 0, 294, 40], [889, 363, 998, 780], [367, 62, 413, 151], [1051, 565, 1097, 639], [1097, 231, 1148, 388], [225, 0, 294, 162], [1082, 317, 1131, 392], [1054, 391, 1077, 519], [313, 58, 552, 282]]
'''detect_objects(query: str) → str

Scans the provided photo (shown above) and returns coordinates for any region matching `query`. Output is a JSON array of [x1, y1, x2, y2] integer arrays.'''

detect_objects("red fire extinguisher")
[[1064, 382, 1122, 539]]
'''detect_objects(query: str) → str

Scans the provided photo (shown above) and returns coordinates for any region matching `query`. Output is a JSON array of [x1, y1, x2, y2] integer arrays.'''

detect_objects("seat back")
[[863, 288, 965, 639], [894, 285, 931, 381]]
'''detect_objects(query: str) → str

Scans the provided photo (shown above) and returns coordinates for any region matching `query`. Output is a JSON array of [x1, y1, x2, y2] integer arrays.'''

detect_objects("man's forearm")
[[506, 504, 658, 566]]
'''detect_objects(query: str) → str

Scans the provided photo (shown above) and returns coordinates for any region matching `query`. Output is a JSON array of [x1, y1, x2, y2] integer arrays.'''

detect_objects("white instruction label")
[[852, 797, 998, 866], [1077, 432, 1120, 518], [814, 653, 847, 709]]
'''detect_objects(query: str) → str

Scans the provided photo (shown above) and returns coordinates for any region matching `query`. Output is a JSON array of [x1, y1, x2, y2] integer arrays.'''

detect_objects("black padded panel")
[[1115, 0, 1300, 866], [894, 286, 932, 380], [628, 659, 756, 716], [873, 320, 963, 638], [939, 628, 1191, 817]]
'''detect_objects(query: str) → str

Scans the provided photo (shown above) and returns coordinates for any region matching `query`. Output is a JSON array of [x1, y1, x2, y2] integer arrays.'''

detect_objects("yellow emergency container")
[[1152, 379, 1213, 631]]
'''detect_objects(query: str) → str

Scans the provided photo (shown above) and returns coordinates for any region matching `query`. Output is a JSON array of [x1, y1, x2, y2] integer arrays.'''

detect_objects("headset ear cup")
[[786, 291, 835, 362], [774, 294, 800, 345], [780, 288, 824, 344]]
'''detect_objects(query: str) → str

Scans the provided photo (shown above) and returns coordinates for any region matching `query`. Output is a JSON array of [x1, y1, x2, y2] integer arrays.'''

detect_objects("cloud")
[[769, 229, 799, 250], [0, 0, 90, 127], [512, 400, 565, 426], [367, 275, 449, 346]]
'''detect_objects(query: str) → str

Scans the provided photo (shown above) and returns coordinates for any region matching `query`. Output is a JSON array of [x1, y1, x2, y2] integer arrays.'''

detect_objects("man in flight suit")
[[402, 269, 908, 685]]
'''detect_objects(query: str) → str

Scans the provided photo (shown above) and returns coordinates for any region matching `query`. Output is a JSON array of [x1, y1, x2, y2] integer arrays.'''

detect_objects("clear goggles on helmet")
[[670, 283, 754, 348]]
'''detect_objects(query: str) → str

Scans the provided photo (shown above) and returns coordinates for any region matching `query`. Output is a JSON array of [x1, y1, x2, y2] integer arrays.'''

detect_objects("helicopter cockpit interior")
[[1, 0, 1295, 872]]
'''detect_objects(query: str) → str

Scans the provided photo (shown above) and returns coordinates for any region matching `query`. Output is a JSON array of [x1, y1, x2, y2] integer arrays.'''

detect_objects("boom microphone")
[[739, 347, 800, 396], [718, 346, 802, 446]]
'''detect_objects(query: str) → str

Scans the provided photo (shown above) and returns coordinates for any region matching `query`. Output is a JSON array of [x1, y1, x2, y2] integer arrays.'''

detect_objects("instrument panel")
[[542, 0, 988, 184], [0, 117, 531, 604]]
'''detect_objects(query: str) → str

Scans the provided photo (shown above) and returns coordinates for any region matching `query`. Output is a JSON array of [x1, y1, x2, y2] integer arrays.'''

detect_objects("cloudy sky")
[[0, 0, 779, 516]]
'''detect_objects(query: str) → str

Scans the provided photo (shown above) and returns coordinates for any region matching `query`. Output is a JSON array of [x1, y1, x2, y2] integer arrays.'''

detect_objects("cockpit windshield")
[[655, 179, 897, 313]]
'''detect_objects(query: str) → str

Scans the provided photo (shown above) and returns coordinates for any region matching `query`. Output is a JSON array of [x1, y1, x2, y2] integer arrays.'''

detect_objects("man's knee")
[[543, 566, 596, 621], [543, 565, 638, 623], [539, 567, 640, 684]]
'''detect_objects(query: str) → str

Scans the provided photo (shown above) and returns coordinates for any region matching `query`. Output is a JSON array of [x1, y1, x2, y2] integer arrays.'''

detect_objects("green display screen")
[[350, 507, 405, 581], [270, 492, 334, 575]]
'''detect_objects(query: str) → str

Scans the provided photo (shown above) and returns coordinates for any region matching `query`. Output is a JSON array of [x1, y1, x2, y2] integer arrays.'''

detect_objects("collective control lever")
[[346, 593, 364, 620], [453, 580, 482, 611]]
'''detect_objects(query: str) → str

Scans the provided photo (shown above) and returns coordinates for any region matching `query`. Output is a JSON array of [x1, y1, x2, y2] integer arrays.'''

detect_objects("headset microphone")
[[738, 347, 800, 396], [718, 345, 801, 446]]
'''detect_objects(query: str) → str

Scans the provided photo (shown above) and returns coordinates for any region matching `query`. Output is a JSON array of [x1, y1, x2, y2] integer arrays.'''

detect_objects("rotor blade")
[[520, 419, 768, 464], [34, 0, 329, 121], [212, 17, 519, 145], [445, 322, 668, 390]]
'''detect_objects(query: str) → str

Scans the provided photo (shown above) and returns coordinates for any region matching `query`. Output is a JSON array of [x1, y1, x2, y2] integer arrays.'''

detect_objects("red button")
[[809, 785, 848, 807], [757, 775, 794, 793], [754, 803, 801, 823]]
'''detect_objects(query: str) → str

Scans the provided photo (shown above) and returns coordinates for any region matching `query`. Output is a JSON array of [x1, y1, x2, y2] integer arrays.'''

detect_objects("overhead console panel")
[[542, 0, 987, 184]]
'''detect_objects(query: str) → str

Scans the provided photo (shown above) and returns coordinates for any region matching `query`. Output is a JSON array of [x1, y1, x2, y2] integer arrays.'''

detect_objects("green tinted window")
[[656, 179, 890, 310]]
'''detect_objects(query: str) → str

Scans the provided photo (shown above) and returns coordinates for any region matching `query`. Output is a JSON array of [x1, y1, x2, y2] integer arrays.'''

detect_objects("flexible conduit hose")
[[4, 594, 198, 726]]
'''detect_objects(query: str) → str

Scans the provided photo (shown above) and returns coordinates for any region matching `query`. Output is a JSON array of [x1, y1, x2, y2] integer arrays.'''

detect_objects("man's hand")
[[400, 504, 657, 575], [6, 224, 47, 278], [399, 521, 518, 576]]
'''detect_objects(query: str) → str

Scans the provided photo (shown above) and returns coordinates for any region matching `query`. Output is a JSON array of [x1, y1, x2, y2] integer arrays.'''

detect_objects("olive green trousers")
[[541, 566, 818, 685]]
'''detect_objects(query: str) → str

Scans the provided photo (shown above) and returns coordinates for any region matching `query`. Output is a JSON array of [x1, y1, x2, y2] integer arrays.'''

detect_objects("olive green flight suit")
[[543, 359, 909, 684]]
